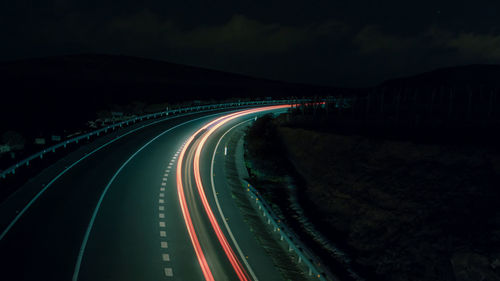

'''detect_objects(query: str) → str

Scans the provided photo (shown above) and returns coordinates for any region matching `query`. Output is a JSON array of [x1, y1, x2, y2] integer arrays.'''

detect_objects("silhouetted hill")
[[379, 64, 500, 90], [340, 64, 500, 129], [2, 57, 499, 139], [0, 54, 327, 135]]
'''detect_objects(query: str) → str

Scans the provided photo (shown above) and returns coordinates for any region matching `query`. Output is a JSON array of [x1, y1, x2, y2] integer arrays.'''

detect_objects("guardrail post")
[[1, 99, 309, 183]]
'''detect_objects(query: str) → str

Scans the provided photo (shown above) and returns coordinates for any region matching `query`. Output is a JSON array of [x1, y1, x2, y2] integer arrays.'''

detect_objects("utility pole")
[[488, 90, 494, 117], [466, 85, 472, 122], [429, 88, 436, 119], [366, 91, 371, 117], [380, 88, 385, 116], [448, 87, 454, 119], [395, 88, 402, 122]]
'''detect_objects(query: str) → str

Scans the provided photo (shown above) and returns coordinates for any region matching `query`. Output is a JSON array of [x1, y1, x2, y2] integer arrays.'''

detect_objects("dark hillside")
[[379, 64, 500, 90], [0, 54, 327, 135], [372, 64, 500, 127], [244, 64, 500, 281], [298, 65, 500, 143]]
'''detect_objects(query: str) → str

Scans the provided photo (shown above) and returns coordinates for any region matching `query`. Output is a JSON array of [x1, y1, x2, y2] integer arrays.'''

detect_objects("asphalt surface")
[[0, 107, 287, 281], [204, 118, 285, 281]]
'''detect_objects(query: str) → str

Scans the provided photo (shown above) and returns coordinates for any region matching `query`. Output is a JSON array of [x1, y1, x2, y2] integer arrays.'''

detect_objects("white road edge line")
[[72, 112, 235, 281], [0, 108, 239, 241], [210, 118, 259, 281]]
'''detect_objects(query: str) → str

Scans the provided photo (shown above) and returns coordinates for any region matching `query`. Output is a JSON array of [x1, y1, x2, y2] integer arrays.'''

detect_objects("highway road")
[[0, 106, 290, 281]]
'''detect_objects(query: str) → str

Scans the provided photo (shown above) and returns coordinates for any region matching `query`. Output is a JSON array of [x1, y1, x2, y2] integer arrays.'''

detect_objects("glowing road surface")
[[0, 105, 290, 281], [176, 105, 290, 281]]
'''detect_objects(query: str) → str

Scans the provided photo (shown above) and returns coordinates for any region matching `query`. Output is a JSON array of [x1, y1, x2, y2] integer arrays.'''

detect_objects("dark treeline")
[[291, 78, 500, 144], [0, 54, 332, 136]]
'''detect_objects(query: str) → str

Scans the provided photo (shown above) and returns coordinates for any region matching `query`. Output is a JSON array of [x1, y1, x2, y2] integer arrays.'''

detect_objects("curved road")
[[0, 106, 289, 281]]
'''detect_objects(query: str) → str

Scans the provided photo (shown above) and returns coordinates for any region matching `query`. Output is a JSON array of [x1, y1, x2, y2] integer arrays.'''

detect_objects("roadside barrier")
[[0, 99, 309, 179], [243, 179, 336, 281]]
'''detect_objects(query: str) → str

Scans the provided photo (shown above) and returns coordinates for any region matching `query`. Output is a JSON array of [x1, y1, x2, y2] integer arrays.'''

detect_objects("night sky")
[[1, 0, 499, 87]]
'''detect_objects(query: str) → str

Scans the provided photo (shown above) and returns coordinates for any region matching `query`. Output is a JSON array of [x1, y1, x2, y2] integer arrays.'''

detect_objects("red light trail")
[[176, 105, 290, 281]]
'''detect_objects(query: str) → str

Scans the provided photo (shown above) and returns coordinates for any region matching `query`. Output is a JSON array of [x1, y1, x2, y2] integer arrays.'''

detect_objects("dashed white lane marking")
[[164, 268, 173, 277], [157, 153, 180, 278]]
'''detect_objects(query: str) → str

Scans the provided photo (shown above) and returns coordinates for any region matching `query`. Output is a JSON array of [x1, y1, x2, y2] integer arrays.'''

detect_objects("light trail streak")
[[177, 105, 290, 281]]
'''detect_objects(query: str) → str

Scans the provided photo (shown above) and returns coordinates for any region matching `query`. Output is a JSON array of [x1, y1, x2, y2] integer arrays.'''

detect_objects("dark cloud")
[[354, 25, 416, 54], [447, 32, 500, 60], [1, 0, 500, 86], [105, 11, 349, 55], [353, 25, 500, 61]]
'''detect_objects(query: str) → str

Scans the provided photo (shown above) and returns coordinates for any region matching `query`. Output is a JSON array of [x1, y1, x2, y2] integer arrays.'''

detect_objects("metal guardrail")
[[0, 99, 308, 179], [243, 179, 336, 281]]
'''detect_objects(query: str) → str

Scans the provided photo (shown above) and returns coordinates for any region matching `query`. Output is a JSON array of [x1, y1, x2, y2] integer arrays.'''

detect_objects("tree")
[[1, 131, 26, 149]]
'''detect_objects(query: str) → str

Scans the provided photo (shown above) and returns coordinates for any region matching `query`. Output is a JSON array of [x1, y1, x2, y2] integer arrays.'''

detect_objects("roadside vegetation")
[[244, 106, 500, 281]]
